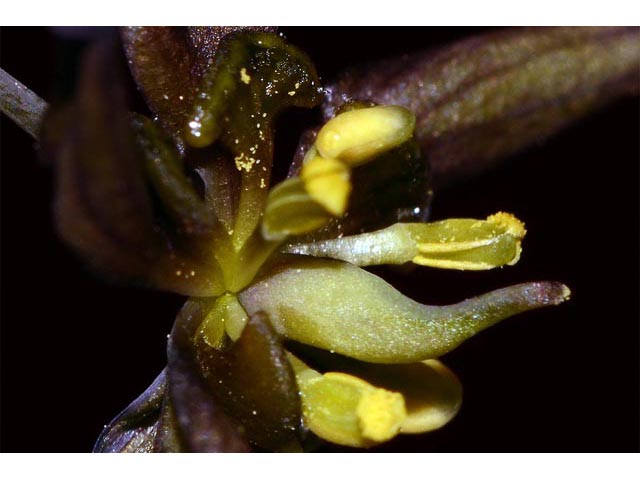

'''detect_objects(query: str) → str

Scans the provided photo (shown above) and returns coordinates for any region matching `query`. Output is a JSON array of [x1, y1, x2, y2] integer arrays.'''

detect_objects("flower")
[[73, 29, 567, 452], [3, 26, 638, 452]]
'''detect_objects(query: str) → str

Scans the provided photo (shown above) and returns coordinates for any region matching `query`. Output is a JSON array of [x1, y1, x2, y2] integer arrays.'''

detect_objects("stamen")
[[301, 155, 351, 216], [287, 354, 407, 447], [315, 105, 416, 165]]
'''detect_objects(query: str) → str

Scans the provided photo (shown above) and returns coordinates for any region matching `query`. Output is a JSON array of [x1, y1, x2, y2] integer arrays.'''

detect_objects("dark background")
[[1, 27, 638, 452]]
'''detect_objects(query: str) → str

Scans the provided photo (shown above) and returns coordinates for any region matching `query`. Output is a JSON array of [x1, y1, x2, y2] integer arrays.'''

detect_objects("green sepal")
[[239, 257, 570, 363]]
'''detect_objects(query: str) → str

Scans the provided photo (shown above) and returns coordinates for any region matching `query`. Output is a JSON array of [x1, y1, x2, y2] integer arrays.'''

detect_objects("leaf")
[[324, 27, 640, 188], [239, 256, 570, 363]]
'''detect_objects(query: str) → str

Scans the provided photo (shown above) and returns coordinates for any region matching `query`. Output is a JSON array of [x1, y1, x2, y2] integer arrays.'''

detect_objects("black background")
[[1, 27, 638, 452]]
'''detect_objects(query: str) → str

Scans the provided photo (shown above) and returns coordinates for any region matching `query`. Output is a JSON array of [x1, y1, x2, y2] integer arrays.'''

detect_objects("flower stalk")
[[0, 67, 48, 139]]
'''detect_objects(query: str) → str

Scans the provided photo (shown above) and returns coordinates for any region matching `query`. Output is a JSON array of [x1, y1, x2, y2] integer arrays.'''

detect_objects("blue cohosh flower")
[[170, 98, 568, 450], [5, 27, 633, 452]]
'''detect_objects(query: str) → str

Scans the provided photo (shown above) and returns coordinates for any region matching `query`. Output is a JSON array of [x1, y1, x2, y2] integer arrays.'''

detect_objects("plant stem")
[[0, 67, 48, 139]]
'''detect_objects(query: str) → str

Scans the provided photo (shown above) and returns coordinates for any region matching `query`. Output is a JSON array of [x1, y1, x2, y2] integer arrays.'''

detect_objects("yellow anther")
[[315, 105, 415, 165], [486, 211, 527, 239], [301, 155, 351, 216], [356, 387, 406, 443]]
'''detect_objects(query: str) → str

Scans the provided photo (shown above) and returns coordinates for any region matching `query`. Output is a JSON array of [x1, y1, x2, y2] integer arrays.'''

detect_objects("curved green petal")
[[286, 222, 416, 265], [239, 257, 570, 363]]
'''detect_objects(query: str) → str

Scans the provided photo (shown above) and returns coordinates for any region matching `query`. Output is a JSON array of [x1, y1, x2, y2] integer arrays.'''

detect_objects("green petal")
[[285, 222, 418, 266], [239, 257, 570, 363], [292, 345, 463, 436]]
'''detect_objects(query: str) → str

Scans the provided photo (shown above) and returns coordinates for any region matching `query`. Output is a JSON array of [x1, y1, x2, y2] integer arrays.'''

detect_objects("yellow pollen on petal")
[[234, 152, 257, 172], [239, 67, 251, 84]]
